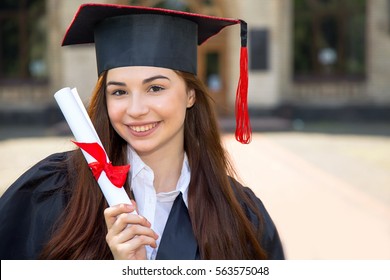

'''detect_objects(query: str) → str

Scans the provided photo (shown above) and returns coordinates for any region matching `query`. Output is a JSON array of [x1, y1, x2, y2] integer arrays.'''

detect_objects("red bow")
[[73, 141, 130, 188]]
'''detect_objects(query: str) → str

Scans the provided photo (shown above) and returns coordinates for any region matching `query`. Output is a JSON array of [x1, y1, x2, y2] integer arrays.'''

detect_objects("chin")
[[129, 141, 159, 155]]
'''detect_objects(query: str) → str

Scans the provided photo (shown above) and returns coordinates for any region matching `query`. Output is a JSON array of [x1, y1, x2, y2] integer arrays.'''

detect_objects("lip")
[[127, 121, 161, 137]]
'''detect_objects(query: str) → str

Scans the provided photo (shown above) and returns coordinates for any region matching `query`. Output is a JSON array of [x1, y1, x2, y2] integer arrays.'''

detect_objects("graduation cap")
[[62, 3, 251, 143]]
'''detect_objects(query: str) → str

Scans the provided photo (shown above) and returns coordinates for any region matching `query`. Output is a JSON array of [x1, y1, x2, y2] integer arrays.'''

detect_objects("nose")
[[126, 92, 149, 118]]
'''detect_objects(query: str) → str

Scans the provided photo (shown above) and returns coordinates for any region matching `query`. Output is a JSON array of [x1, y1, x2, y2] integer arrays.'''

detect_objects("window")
[[205, 52, 221, 91], [127, 0, 191, 11], [249, 28, 269, 71], [293, 0, 366, 81], [0, 0, 47, 83]]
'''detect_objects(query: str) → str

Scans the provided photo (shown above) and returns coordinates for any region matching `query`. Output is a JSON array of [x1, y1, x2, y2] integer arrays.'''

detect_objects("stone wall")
[[366, 0, 390, 104]]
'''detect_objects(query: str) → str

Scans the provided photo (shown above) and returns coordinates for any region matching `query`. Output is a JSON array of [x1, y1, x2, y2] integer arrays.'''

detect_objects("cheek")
[[156, 92, 189, 117], [106, 99, 124, 124]]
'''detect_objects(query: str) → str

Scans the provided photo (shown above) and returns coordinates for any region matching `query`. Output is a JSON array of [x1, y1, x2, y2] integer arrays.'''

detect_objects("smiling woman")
[[106, 67, 195, 159], [0, 3, 284, 260]]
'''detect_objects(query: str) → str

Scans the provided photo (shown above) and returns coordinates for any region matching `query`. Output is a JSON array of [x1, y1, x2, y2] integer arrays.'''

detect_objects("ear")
[[186, 89, 196, 108]]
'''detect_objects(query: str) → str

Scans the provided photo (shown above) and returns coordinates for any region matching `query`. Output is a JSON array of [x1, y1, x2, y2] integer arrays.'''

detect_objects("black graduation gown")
[[0, 152, 284, 260]]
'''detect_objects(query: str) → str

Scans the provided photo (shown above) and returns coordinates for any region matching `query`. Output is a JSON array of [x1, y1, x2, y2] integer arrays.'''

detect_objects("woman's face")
[[106, 66, 195, 157]]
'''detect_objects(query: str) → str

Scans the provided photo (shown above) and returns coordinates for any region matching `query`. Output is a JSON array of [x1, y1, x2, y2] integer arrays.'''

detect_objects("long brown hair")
[[40, 71, 267, 259]]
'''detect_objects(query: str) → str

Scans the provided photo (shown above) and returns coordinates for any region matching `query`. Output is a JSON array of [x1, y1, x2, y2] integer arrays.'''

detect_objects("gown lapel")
[[155, 193, 199, 259]]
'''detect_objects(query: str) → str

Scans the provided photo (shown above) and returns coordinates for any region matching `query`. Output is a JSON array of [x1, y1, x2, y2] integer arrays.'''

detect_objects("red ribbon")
[[73, 141, 130, 188]]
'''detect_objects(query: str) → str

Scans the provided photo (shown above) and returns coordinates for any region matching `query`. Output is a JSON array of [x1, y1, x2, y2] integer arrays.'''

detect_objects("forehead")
[[106, 66, 180, 81]]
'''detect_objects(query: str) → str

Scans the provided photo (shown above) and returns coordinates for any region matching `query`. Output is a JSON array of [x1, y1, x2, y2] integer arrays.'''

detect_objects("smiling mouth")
[[129, 122, 159, 132]]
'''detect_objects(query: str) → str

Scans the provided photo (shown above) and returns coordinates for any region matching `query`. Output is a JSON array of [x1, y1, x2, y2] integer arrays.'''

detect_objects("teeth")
[[130, 122, 157, 132]]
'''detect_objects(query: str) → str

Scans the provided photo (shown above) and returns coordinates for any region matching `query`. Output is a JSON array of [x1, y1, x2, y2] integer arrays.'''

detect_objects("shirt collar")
[[127, 145, 191, 206], [127, 145, 149, 180]]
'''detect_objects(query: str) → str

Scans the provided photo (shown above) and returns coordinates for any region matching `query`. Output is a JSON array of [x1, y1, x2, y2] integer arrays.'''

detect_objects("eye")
[[110, 89, 127, 96], [148, 85, 164, 93]]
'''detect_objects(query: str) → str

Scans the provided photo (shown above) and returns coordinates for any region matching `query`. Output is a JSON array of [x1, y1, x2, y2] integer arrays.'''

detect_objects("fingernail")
[[126, 204, 134, 211]]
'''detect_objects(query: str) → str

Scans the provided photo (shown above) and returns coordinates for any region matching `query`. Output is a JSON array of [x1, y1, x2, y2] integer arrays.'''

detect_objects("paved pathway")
[[1, 132, 389, 259], [224, 133, 390, 259]]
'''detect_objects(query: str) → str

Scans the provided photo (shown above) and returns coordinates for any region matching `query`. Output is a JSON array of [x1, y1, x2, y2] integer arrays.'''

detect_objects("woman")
[[0, 3, 284, 260]]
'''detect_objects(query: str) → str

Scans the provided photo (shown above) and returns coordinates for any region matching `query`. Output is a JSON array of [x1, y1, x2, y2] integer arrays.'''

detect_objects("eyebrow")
[[142, 75, 170, 84], [106, 75, 170, 88], [106, 81, 126, 87]]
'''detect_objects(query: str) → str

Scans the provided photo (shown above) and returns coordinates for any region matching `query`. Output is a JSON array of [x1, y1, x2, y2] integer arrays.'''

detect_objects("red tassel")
[[235, 46, 251, 144]]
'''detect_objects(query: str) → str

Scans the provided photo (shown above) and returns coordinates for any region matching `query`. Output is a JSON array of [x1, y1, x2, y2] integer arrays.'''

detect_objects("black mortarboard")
[[62, 3, 251, 143]]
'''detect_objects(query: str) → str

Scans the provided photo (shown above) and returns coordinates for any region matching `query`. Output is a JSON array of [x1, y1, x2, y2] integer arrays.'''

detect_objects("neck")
[[139, 148, 185, 194]]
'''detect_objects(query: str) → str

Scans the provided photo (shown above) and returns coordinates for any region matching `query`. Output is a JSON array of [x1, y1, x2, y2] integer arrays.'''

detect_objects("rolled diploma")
[[54, 87, 134, 208]]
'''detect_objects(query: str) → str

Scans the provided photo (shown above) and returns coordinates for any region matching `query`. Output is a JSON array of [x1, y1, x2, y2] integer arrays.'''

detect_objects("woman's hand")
[[104, 202, 158, 260]]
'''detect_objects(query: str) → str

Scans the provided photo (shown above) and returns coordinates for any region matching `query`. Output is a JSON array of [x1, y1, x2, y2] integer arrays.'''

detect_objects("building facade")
[[1, 0, 389, 125]]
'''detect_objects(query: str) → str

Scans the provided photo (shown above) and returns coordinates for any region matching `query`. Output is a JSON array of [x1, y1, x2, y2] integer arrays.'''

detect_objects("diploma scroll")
[[54, 87, 135, 211]]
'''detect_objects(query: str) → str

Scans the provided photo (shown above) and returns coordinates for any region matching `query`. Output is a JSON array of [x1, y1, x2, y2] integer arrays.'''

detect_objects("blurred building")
[[1, 0, 390, 125]]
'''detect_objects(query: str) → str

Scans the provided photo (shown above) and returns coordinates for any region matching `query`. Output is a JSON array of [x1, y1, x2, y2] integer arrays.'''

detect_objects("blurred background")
[[0, 0, 389, 259]]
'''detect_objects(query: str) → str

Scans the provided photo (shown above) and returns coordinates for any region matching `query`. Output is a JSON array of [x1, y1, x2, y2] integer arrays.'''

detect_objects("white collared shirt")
[[127, 146, 191, 260]]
